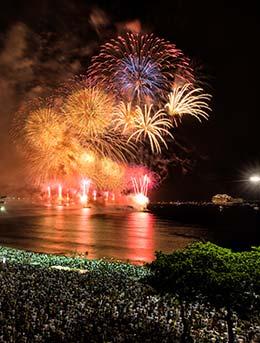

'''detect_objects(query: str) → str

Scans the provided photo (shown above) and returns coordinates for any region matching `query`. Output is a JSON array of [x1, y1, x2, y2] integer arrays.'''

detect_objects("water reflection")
[[127, 212, 155, 262], [77, 208, 96, 258], [0, 204, 208, 262]]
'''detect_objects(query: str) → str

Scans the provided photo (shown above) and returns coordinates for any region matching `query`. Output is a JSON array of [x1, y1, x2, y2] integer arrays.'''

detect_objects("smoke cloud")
[[0, 15, 98, 192]]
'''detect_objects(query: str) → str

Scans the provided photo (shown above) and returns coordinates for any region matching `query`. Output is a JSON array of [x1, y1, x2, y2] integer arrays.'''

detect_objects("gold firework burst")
[[113, 101, 137, 133], [165, 83, 211, 125], [87, 129, 137, 163], [128, 104, 173, 154], [24, 107, 65, 151], [63, 87, 115, 138], [98, 158, 125, 191]]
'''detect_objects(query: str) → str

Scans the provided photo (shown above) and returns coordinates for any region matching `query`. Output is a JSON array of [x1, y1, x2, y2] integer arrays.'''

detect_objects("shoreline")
[[0, 244, 150, 266], [0, 245, 148, 278]]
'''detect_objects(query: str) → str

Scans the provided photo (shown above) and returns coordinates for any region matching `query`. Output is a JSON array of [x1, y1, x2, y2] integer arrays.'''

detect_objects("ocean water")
[[0, 202, 209, 263]]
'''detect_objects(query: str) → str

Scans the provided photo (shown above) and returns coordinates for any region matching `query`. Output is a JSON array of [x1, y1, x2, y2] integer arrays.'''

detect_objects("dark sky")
[[0, 0, 258, 201]]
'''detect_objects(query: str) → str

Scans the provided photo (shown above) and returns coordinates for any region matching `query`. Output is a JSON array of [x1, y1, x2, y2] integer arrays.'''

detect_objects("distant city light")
[[0, 206, 6, 212], [249, 175, 260, 183]]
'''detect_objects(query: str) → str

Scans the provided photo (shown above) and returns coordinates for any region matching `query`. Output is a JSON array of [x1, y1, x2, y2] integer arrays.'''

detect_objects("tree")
[[146, 242, 260, 343]]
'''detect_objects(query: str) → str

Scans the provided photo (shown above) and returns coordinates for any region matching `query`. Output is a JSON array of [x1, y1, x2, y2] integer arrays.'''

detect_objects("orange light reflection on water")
[[77, 208, 95, 258], [127, 211, 155, 263], [23, 206, 158, 262]]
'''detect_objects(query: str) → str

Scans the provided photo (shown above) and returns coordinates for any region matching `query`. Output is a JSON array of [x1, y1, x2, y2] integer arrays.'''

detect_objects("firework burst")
[[26, 144, 76, 186], [165, 83, 212, 125], [128, 104, 173, 154], [85, 130, 137, 163], [98, 158, 126, 191], [113, 101, 137, 133], [63, 87, 115, 138], [71, 148, 97, 181], [89, 32, 194, 104], [24, 107, 65, 151]]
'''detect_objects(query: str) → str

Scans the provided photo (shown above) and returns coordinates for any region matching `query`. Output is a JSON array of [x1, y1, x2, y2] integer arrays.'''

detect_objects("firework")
[[125, 165, 156, 191], [133, 193, 149, 209], [72, 148, 96, 181], [47, 185, 51, 199], [80, 179, 91, 206], [89, 130, 136, 163], [128, 104, 173, 154], [131, 174, 150, 196], [97, 158, 126, 191], [130, 173, 152, 210], [13, 31, 212, 201], [89, 32, 194, 104], [165, 83, 211, 125], [78, 151, 96, 164], [26, 144, 75, 186], [62, 85, 136, 163], [63, 87, 115, 138], [58, 184, 63, 204], [113, 101, 137, 133], [24, 107, 65, 151]]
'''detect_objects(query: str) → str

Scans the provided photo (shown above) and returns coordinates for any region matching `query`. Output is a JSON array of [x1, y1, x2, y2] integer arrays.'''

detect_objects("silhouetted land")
[[148, 202, 260, 250]]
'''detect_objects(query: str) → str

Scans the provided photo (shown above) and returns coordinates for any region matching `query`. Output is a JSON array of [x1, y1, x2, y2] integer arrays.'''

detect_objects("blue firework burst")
[[89, 33, 194, 105], [116, 55, 164, 101]]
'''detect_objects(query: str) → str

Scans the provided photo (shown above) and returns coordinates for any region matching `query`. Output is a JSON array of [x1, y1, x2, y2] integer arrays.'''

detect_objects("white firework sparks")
[[113, 101, 137, 133], [128, 104, 173, 154], [165, 83, 211, 125]]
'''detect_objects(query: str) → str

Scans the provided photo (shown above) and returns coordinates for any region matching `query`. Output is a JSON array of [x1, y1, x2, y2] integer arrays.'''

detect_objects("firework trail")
[[131, 174, 150, 197], [88, 130, 137, 163], [113, 101, 137, 133], [128, 169, 155, 209], [88, 32, 194, 104], [125, 165, 155, 191], [131, 177, 150, 207], [47, 185, 51, 202], [58, 184, 63, 204], [165, 83, 212, 125], [127, 104, 173, 154], [80, 179, 91, 205]]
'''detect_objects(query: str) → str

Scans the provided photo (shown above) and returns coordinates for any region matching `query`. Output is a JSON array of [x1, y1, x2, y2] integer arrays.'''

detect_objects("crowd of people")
[[0, 246, 259, 342]]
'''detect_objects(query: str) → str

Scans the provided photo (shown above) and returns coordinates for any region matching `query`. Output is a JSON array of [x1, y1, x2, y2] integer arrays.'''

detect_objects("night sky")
[[0, 0, 258, 201]]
